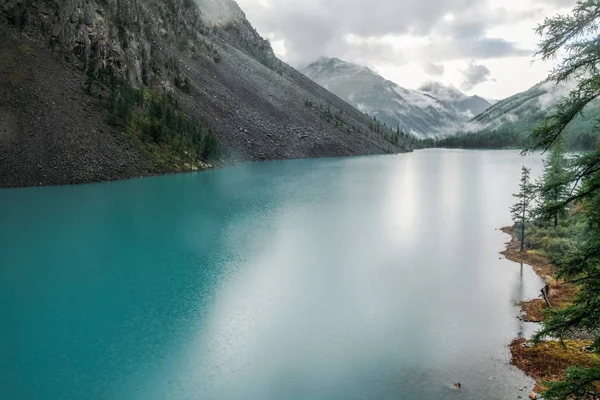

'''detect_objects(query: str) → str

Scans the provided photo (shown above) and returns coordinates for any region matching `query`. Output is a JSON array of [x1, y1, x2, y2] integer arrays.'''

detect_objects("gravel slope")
[[0, 1, 412, 188]]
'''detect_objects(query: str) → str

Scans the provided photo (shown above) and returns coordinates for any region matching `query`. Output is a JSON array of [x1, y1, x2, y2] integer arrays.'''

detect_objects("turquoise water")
[[1, 149, 544, 400]]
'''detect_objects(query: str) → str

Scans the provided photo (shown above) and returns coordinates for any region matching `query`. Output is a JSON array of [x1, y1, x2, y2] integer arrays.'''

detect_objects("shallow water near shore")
[[1, 149, 545, 400]]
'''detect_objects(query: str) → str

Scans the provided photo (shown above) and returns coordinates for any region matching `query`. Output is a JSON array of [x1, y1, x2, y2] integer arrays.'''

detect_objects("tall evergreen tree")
[[534, 175, 600, 400], [539, 142, 571, 227], [511, 167, 537, 253], [525, 0, 600, 398]]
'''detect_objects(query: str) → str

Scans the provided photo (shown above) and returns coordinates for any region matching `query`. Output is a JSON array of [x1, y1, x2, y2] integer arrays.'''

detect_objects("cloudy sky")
[[235, 0, 576, 99]]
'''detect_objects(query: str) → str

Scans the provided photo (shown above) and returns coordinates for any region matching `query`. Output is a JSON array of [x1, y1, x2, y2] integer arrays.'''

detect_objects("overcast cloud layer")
[[235, 0, 577, 98]]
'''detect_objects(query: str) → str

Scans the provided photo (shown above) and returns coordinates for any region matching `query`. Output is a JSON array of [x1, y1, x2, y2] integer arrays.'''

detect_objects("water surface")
[[0, 149, 544, 400]]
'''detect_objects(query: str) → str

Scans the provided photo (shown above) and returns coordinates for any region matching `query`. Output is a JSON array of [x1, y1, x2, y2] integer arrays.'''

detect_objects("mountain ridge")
[[0, 0, 413, 188], [301, 57, 491, 137], [432, 79, 598, 150]]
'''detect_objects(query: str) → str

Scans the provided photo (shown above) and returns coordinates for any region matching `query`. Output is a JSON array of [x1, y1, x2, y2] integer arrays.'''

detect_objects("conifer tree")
[[538, 142, 570, 227], [525, 1, 600, 397], [511, 167, 537, 252]]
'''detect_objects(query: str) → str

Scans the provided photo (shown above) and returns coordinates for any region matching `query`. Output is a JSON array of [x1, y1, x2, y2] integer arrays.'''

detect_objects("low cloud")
[[416, 37, 530, 63], [235, 0, 572, 97], [460, 61, 492, 91], [424, 62, 445, 76], [537, 79, 578, 110]]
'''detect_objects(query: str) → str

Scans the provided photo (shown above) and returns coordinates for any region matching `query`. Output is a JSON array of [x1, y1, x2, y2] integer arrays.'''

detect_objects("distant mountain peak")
[[304, 57, 374, 77], [418, 81, 491, 118], [301, 58, 491, 137]]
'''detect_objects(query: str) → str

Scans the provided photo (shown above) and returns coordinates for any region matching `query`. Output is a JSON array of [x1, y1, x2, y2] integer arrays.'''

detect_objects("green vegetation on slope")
[[422, 127, 534, 149], [423, 124, 597, 151], [419, 77, 599, 151], [87, 69, 224, 172], [303, 100, 417, 150]]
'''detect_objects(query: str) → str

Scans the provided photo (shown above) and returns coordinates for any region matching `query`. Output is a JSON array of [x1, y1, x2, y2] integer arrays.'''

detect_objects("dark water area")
[[0, 149, 545, 399]]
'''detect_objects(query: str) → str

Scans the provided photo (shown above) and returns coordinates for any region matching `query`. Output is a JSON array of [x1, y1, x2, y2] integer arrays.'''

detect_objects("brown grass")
[[510, 338, 599, 392], [520, 299, 549, 322], [502, 226, 595, 393]]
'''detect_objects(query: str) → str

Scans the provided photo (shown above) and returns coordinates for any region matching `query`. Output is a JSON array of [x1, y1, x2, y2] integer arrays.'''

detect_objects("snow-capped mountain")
[[300, 57, 491, 137]]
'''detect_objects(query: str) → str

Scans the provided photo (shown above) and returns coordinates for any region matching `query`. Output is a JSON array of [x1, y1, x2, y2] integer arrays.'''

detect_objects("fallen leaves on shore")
[[510, 338, 599, 393], [501, 225, 599, 394]]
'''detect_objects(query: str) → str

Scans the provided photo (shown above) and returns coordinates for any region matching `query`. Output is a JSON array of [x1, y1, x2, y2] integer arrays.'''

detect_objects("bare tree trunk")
[[520, 202, 526, 253], [541, 284, 552, 308]]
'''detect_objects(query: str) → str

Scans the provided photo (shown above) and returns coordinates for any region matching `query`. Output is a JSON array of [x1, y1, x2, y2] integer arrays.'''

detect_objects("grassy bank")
[[501, 226, 599, 394], [501, 226, 577, 322]]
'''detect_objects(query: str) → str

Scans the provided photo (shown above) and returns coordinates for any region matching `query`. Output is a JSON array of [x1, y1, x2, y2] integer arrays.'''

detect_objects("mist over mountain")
[[301, 57, 490, 137], [418, 82, 491, 118], [471, 80, 576, 128], [433, 79, 598, 150]]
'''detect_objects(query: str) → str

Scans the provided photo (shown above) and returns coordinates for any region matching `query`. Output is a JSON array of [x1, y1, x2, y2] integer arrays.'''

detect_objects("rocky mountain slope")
[[0, 0, 413, 188], [300, 57, 490, 138]]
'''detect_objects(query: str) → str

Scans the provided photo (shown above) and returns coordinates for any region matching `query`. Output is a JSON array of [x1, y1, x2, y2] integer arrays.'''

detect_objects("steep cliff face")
[[0, 0, 413, 188], [3, 0, 194, 85]]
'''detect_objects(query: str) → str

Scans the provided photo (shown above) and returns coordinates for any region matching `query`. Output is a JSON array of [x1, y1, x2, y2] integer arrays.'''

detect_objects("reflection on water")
[[0, 149, 545, 400]]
